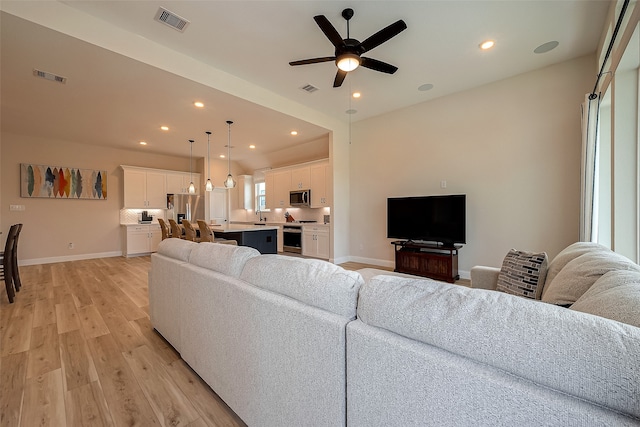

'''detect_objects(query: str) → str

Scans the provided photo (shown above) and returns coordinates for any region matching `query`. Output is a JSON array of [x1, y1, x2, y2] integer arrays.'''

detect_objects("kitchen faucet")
[[257, 209, 265, 222]]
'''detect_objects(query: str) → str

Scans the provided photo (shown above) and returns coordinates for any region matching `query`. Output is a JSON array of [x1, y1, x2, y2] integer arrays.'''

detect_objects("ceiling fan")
[[289, 8, 407, 88]]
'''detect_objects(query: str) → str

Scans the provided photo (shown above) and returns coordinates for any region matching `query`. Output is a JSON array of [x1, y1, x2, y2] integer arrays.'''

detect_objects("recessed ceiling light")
[[534, 41, 559, 54], [479, 40, 495, 50], [418, 83, 434, 92], [352, 92, 361, 98], [139, 141, 147, 145], [219, 154, 225, 158], [346, 109, 357, 115], [194, 101, 204, 108], [290, 131, 298, 136], [249, 144, 256, 149], [160, 126, 169, 131]]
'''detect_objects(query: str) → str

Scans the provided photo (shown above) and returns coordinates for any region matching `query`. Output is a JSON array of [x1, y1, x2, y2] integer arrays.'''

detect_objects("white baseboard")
[[20, 251, 122, 266]]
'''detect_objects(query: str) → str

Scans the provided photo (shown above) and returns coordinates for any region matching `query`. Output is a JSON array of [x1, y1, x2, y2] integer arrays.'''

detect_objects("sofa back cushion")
[[541, 250, 640, 306], [570, 270, 640, 327], [543, 242, 610, 291], [189, 242, 260, 278], [240, 255, 363, 319], [157, 238, 198, 261], [356, 275, 640, 418]]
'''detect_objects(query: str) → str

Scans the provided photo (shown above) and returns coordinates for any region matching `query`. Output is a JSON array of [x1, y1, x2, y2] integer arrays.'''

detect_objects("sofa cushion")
[[543, 242, 610, 292], [496, 249, 548, 299], [156, 238, 198, 261], [356, 275, 640, 418], [541, 250, 640, 306], [240, 255, 363, 319], [570, 270, 640, 327], [189, 242, 260, 278]]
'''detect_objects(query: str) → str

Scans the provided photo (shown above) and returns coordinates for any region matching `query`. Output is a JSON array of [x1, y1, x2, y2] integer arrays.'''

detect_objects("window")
[[255, 182, 268, 212]]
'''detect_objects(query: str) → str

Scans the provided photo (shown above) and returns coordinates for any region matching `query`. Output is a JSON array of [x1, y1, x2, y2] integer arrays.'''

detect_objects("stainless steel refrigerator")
[[166, 193, 204, 223]]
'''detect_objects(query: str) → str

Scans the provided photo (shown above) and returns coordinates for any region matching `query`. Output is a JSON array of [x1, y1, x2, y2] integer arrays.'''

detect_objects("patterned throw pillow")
[[497, 249, 549, 299]]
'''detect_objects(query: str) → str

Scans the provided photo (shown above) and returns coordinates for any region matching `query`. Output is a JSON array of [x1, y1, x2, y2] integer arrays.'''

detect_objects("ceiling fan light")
[[337, 54, 360, 72]]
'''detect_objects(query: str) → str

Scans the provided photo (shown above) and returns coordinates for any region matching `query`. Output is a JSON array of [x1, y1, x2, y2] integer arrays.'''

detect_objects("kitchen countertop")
[[211, 224, 280, 232]]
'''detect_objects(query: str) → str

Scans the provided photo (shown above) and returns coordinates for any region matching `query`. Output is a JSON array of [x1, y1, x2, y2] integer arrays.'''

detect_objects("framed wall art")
[[20, 163, 107, 199]]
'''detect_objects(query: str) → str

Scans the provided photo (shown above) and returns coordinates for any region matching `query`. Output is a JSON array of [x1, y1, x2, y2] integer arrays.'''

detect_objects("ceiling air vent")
[[33, 69, 67, 84], [300, 84, 319, 94], [154, 7, 190, 32]]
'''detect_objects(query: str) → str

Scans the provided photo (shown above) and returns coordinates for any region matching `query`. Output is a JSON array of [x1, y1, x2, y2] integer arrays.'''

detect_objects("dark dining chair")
[[1, 224, 18, 303], [11, 224, 22, 292]]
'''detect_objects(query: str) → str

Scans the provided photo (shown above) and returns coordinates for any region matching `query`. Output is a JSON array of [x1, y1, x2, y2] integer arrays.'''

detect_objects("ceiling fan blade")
[[333, 69, 347, 88], [360, 57, 398, 74], [359, 20, 407, 53], [313, 15, 344, 48], [289, 57, 336, 66]]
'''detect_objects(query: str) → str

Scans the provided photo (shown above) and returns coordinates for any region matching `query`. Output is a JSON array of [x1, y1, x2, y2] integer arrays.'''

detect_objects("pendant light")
[[224, 120, 236, 188], [188, 139, 196, 194], [205, 131, 214, 191]]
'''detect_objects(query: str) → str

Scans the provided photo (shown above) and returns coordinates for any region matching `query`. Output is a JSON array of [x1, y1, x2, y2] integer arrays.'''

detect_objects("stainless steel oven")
[[282, 224, 303, 253]]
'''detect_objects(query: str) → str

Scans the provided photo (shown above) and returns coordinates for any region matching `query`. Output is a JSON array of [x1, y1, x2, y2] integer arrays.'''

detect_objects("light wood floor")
[[0, 256, 246, 427]]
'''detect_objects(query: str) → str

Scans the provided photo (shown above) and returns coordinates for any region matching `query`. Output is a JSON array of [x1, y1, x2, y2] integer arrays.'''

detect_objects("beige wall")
[[0, 132, 241, 263], [349, 55, 595, 276]]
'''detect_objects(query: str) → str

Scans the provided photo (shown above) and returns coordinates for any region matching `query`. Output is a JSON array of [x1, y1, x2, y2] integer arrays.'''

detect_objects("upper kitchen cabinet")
[[290, 166, 311, 190], [310, 162, 331, 208], [122, 166, 166, 209], [236, 175, 254, 210], [166, 171, 200, 194], [265, 170, 291, 209]]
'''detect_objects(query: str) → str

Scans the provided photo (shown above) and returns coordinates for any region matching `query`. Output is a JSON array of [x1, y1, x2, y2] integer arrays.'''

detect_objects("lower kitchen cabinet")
[[302, 225, 329, 260], [122, 224, 162, 257]]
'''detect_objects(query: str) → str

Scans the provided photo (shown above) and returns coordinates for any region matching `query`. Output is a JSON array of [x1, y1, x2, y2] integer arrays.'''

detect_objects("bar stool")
[[182, 219, 199, 242], [168, 219, 183, 239], [157, 218, 171, 240], [197, 220, 214, 243]]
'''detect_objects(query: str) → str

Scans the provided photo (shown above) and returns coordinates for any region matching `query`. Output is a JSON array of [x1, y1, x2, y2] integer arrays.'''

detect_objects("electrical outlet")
[[440, 180, 447, 189], [68, 243, 74, 249]]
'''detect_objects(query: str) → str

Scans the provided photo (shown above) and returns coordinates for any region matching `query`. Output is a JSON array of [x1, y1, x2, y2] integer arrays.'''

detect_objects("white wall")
[[349, 55, 595, 276]]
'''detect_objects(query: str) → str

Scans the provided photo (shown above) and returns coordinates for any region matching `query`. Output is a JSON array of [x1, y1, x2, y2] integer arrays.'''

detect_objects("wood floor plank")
[[123, 345, 200, 427], [21, 368, 67, 427], [87, 333, 161, 426], [27, 323, 60, 379], [77, 305, 110, 339], [0, 351, 28, 427], [33, 298, 57, 328], [1, 303, 34, 356], [130, 317, 180, 366], [55, 301, 80, 335], [99, 308, 147, 353], [64, 381, 114, 427], [167, 359, 246, 427], [59, 329, 98, 392]]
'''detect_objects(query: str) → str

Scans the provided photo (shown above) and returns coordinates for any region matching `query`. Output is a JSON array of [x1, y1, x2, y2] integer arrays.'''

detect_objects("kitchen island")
[[210, 224, 279, 254]]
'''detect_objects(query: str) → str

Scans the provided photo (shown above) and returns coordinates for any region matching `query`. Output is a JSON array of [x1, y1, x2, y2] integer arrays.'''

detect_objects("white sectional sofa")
[[149, 239, 640, 426]]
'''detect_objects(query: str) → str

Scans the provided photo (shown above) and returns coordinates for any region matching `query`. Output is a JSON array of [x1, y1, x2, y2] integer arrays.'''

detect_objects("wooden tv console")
[[391, 241, 461, 283]]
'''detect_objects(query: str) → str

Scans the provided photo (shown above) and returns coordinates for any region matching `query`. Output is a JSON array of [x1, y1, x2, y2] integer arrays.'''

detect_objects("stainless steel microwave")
[[290, 189, 311, 207]]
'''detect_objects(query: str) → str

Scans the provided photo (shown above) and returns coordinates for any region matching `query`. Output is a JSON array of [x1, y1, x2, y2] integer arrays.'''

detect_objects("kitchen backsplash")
[[120, 208, 165, 224], [230, 206, 331, 224]]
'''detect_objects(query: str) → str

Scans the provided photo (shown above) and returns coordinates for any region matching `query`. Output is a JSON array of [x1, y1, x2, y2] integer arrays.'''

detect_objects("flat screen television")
[[387, 194, 466, 246]]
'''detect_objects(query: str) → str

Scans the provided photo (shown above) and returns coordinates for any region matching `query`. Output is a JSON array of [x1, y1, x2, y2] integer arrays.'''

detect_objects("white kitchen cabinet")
[[123, 167, 167, 208], [310, 162, 331, 208], [123, 224, 162, 257], [302, 224, 329, 259], [290, 166, 311, 190], [237, 175, 253, 210], [266, 170, 291, 209], [166, 171, 200, 194]]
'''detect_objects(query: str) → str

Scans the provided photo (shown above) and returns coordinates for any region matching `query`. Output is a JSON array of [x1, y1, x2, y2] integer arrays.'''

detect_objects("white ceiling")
[[1, 1, 611, 172]]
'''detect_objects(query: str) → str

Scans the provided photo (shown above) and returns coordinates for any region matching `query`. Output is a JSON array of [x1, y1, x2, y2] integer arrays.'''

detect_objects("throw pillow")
[[496, 249, 548, 299], [570, 270, 640, 327], [541, 250, 640, 306]]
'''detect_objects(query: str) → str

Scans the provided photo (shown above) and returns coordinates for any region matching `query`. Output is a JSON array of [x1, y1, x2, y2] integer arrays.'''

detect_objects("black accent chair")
[[12, 224, 22, 292]]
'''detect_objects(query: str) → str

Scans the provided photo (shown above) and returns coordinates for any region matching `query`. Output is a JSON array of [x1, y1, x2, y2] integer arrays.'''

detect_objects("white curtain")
[[580, 93, 600, 242]]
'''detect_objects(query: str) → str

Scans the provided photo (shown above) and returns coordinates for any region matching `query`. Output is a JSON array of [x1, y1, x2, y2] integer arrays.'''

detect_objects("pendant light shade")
[[188, 139, 196, 194], [224, 120, 236, 189], [205, 131, 214, 191]]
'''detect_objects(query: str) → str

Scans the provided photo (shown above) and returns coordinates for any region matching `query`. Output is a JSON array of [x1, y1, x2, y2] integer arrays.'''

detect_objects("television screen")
[[387, 194, 466, 245]]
